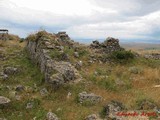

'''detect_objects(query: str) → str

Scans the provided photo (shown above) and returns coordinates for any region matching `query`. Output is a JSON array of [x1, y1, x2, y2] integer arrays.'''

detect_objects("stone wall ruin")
[[90, 37, 124, 54], [26, 31, 81, 88]]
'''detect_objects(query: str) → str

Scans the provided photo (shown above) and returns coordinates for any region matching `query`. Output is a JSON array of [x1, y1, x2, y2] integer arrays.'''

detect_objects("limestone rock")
[[15, 85, 25, 92], [26, 102, 34, 109], [85, 114, 98, 120], [75, 61, 83, 70], [103, 101, 125, 119], [0, 96, 11, 106], [144, 53, 160, 60], [74, 52, 79, 58], [46, 112, 59, 120], [3, 67, 18, 75], [26, 31, 81, 90], [79, 92, 102, 104], [40, 88, 48, 96]]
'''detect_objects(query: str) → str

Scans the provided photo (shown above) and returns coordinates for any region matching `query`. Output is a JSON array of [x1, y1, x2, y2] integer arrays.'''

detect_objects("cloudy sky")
[[0, 0, 160, 43]]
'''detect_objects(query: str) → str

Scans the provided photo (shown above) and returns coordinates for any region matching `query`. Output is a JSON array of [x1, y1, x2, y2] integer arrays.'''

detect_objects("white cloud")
[[0, 0, 160, 42]]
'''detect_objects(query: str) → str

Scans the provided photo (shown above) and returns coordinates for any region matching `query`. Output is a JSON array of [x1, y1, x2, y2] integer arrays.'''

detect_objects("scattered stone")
[[40, 88, 48, 96], [0, 96, 11, 106], [144, 53, 160, 60], [3, 67, 18, 75], [85, 114, 98, 120], [46, 112, 59, 120], [26, 102, 34, 109], [61, 53, 69, 61], [79, 92, 102, 104], [74, 52, 79, 58], [15, 95, 21, 101], [63, 69, 75, 82], [0, 72, 8, 80], [15, 85, 25, 92], [75, 61, 83, 70], [67, 92, 72, 99], [103, 101, 125, 119]]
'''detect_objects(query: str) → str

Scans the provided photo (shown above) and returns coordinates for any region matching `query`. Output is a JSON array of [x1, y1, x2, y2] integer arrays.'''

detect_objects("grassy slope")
[[0, 40, 160, 120]]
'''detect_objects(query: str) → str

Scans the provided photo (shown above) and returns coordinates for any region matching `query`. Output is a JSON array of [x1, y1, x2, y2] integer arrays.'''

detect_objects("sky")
[[0, 0, 160, 43]]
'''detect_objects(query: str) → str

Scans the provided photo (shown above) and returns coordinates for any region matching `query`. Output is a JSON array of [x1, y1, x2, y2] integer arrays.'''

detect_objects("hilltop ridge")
[[0, 31, 160, 120]]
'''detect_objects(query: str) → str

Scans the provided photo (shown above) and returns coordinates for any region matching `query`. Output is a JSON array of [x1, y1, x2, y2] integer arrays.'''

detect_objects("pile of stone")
[[26, 31, 81, 89], [56, 32, 70, 41], [90, 37, 123, 54], [144, 53, 160, 60]]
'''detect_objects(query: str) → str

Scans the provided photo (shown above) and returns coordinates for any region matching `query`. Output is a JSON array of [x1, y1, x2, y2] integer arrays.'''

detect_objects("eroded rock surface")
[[26, 31, 81, 89]]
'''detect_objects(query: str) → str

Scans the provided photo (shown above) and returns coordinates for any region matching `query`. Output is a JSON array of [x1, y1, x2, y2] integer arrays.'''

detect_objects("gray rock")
[[74, 52, 79, 58], [79, 92, 102, 104], [67, 92, 72, 99], [75, 61, 83, 70], [144, 53, 160, 60], [63, 69, 75, 82], [15, 85, 25, 92], [46, 112, 59, 120], [61, 53, 69, 61], [3, 67, 18, 75], [103, 101, 125, 119], [0, 72, 8, 80], [26, 102, 34, 109], [15, 95, 21, 101], [0, 96, 11, 106], [40, 88, 48, 96], [85, 114, 98, 120]]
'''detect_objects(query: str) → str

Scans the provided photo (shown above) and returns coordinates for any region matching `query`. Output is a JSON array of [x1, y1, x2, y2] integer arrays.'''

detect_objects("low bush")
[[110, 50, 135, 63]]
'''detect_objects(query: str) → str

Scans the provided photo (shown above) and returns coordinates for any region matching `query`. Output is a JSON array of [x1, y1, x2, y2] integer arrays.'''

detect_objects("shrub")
[[110, 50, 135, 63]]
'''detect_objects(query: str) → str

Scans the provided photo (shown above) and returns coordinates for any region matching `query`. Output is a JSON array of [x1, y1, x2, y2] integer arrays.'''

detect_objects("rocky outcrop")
[[26, 31, 81, 89], [90, 37, 124, 54]]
